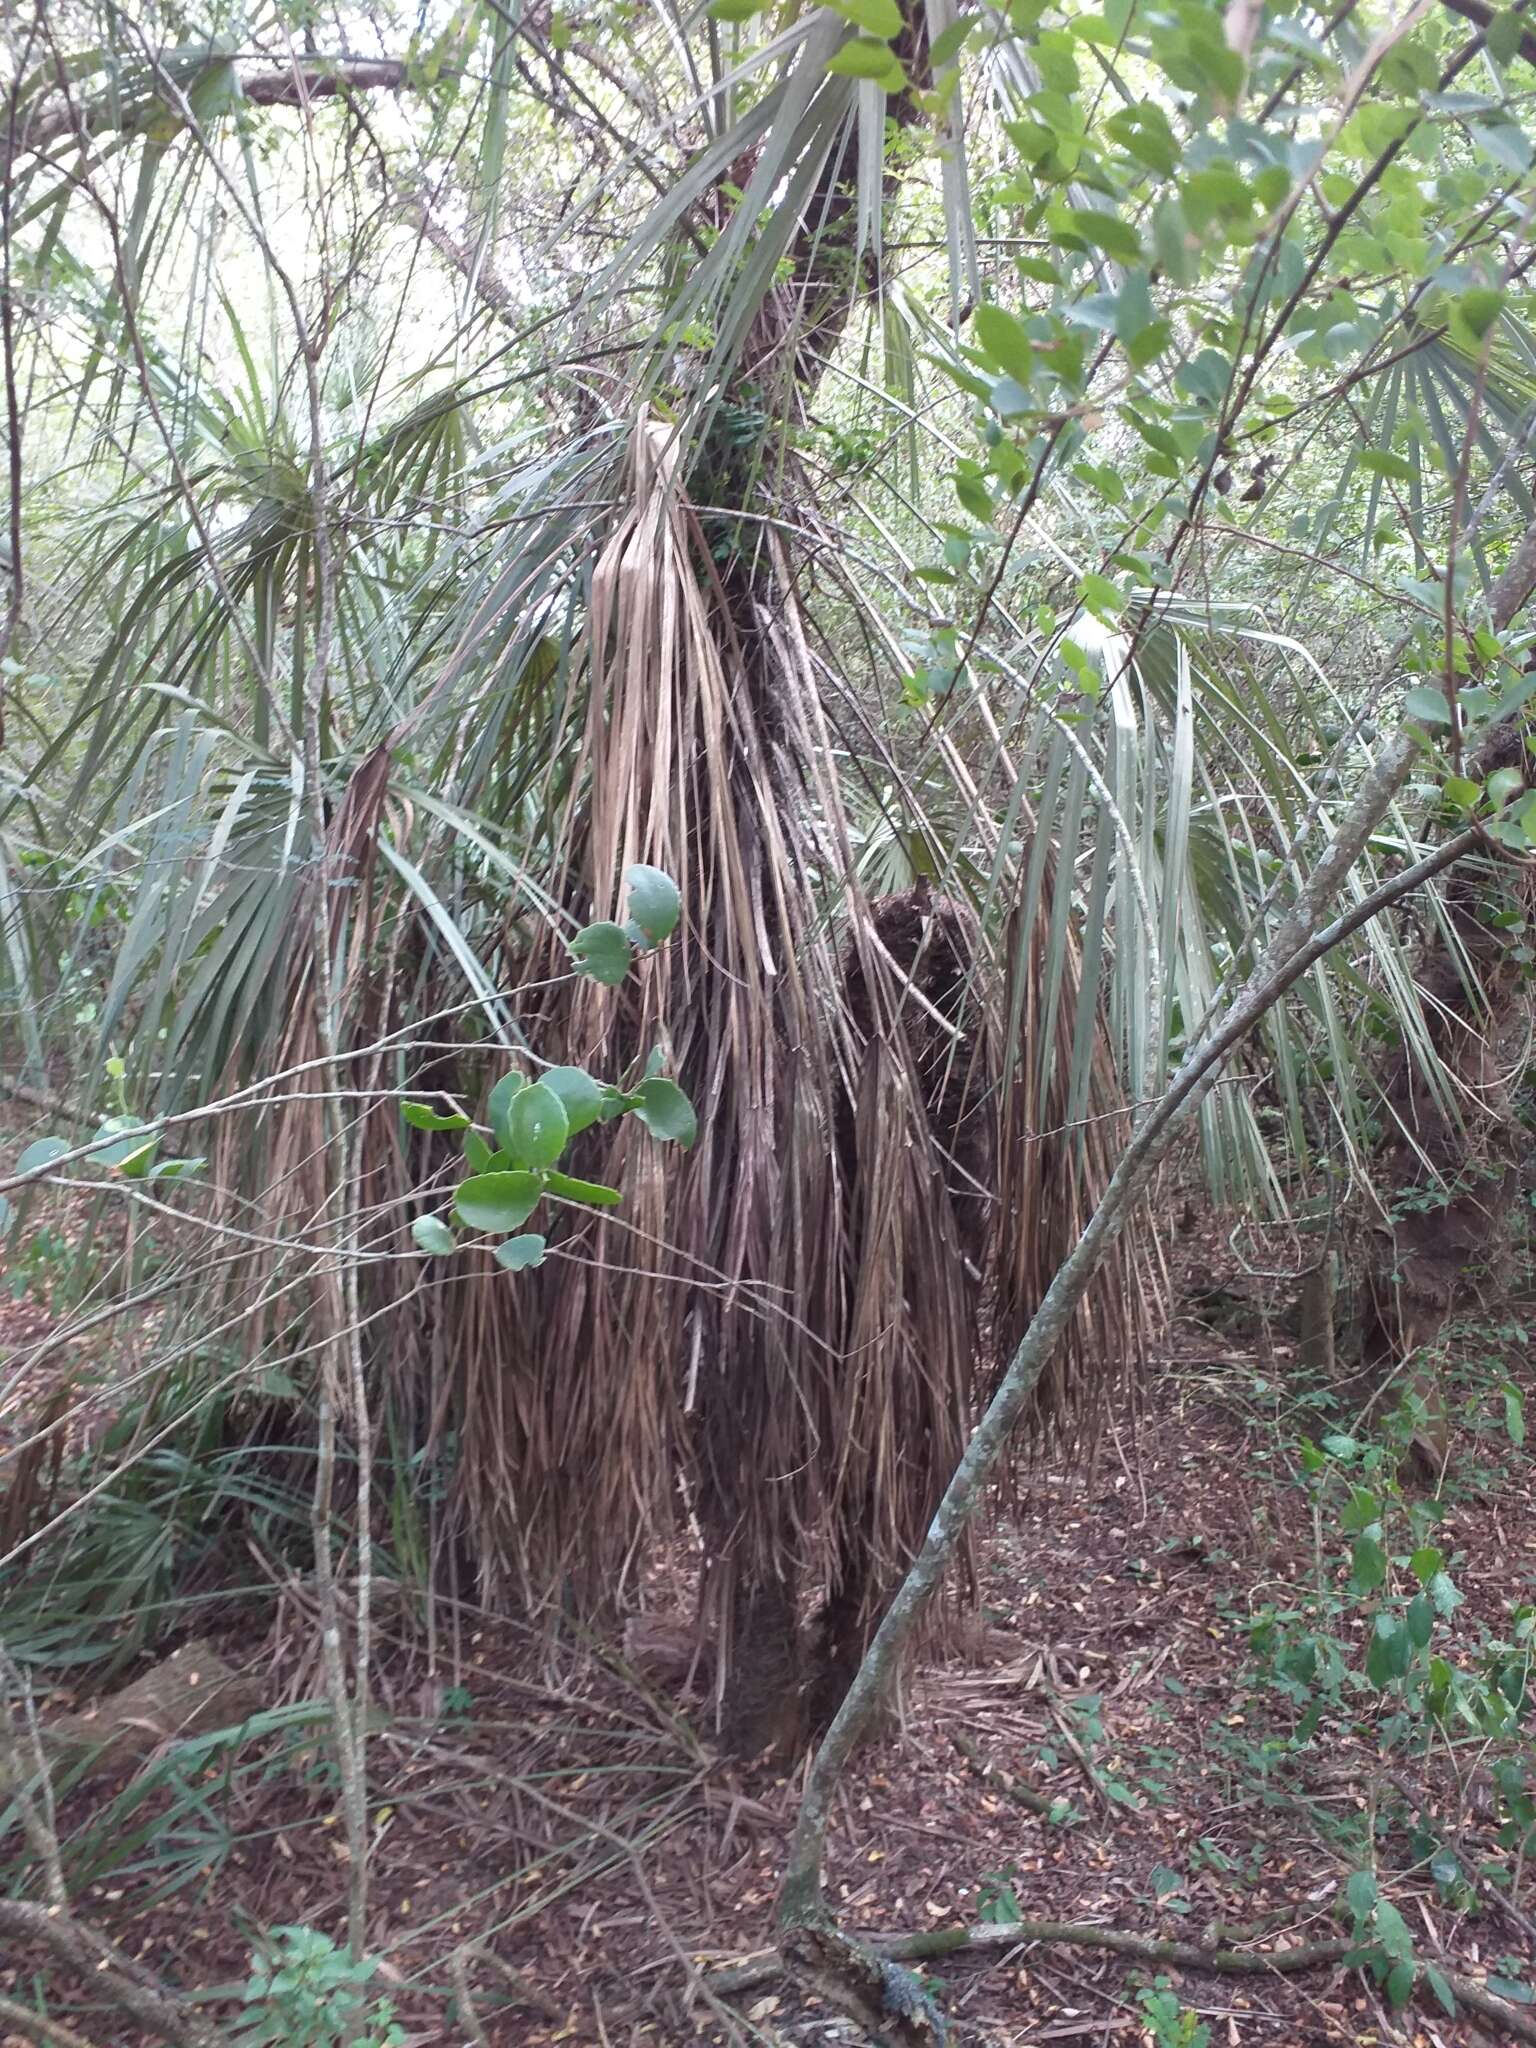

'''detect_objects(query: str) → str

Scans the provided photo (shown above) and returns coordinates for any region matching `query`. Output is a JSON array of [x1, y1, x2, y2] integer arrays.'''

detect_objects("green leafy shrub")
[[233, 1925, 404, 2048]]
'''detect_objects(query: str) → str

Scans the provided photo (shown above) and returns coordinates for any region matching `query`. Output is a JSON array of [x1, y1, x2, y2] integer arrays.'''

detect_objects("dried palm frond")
[[434, 415, 1142, 1750], [993, 854, 1151, 1449], [814, 883, 993, 1720], [441, 418, 853, 1746], [206, 747, 396, 1359]]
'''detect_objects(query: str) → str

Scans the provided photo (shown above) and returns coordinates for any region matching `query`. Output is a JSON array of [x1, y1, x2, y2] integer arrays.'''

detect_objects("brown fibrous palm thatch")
[[428, 416, 1148, 1749]]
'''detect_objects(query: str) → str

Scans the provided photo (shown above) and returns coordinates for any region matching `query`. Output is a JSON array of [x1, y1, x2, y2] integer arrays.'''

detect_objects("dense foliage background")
[[2, 0, 1536, 2039]]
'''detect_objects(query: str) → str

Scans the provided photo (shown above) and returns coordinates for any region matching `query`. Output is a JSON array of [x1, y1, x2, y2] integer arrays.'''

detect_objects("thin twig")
[[0, 1901, 216, 2048], [0, 1643, 66, 1905], [0, 1994, 101, 2048], [948, 1729, 1058, 1818]]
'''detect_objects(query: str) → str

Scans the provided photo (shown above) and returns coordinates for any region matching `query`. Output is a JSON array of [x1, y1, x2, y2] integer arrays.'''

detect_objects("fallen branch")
[[0, 1901, 217, 2048], [40, 1638, 263, 1784], [0, 1079, 85, 1124], [1438, 1967, 1536, 2045], [708, 1918, 1351, 1997], [0, 1994, 100, 2048], [9, 56, 411, 165], [710, 1920, 1536, 2046]]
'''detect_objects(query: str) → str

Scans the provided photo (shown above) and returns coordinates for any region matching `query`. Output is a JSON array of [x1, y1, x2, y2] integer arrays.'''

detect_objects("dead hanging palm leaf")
[[431, 413, 1144, 1752], [814, 883, 994, 1721], [443, 415, 857, 1751], [992, 844, 1150, 1449], [206, 745, 396, 1358]]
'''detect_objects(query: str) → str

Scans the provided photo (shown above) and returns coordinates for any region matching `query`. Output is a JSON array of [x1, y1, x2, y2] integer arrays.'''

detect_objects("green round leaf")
[[412, 1215, 458, 1256], [1340, 1484, 1379, 1532], [544, 1168, 623, 1207], [624, 863, 681, 945], [1406, 1593, 1433, 1648], [1428, 1570, 1462, 1617], [829, 0, 902, 36], [455, 1170, 544, 1234], [989, 374, 1032, 420], [1404, 685, 1453, 728], [1351, 1533, 1387, 1591], [571, 920, 634, 985], [1345, 1870, 1377, 1922], [1486, 7, 1525, 59], [1503, 1384, 1526, 1446], [17, 1135, 72, 1174], [493, 1232, 546, 1271], [463, 1129, 496, 1174], [827, 33, 904, 81], [1366, 1613, 1412, 1688], [86, 1118, 152, 1168], [631, 1075, 698, 1147], [1424, 1964, 1457, 2017], [147, 1156, 206, 1181], [401, 1100, 472, 1132], [972, 302, 1035, 383], [1373, 1899, 1413, 1962], [487, 1069, 525, 1152], [508, 1081, 569, 1169], [1451, 283, 1508, 338], [1358, 449, 1415, 482], [540, 1065, 607, 1135], [1063, 205, 1144, 265]]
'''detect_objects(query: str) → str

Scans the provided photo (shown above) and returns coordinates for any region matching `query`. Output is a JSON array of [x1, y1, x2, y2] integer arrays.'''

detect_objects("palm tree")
[[8, 0, 1535, 1743]]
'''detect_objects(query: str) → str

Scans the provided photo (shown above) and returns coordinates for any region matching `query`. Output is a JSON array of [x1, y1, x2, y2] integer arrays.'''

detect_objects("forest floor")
[[2, 1246, 1535, 2047]]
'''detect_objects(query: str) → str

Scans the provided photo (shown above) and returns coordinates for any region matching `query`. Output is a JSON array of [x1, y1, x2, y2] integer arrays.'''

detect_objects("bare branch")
[[7, 54, 411, 165], [1436, 0, 1536, 69], [0, 1902, 217, 2048]]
